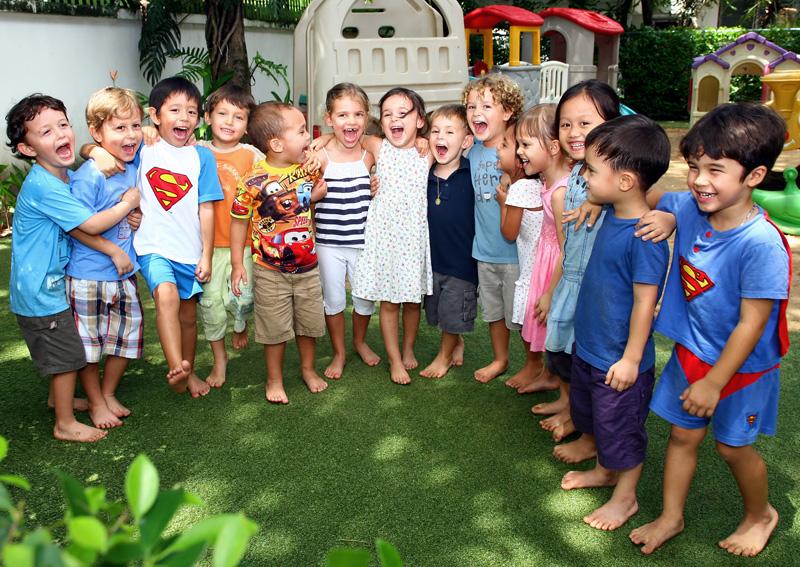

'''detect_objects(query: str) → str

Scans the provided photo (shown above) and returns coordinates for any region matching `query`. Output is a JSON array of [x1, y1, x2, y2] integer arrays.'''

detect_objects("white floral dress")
[[352, 139, 432, 303], [505, 178, 544, 325]]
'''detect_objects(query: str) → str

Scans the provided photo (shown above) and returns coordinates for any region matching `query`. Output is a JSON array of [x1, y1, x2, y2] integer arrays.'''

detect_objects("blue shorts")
[[138, 254, 202, 300], [650, 347, 780, 447]]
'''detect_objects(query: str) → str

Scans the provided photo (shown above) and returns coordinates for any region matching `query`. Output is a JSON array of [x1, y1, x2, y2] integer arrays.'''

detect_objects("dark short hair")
[[5, 94, 68, 159], [205, 83, 256, 115], [149, 76, 201, 113], [555, 79, 620, 128], [585, 114, 670, 191], [248, 101, 296, 153], [379, 87, 427, 135], [680, 103, 785, 177]]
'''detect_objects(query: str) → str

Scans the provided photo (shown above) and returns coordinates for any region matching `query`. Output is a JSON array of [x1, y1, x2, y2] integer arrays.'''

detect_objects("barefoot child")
[[314, 83, 381, 379], [197, 84, 263, 388], [560, 115, 670, 532], [6, 94, 140, 442], [67, 87, 146, 428], [230, 101, 327, 404], [420, 104, 477, 379], [630, 103, 789, 557]]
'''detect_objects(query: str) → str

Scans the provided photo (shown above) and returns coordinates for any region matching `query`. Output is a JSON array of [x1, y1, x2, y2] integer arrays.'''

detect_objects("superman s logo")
[[147, 167, 192, 211], [679, 256, 715, 301]]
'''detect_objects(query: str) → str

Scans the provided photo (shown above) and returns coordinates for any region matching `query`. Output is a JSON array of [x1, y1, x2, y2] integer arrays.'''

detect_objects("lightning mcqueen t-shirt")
[[134, 140, 223, 264]]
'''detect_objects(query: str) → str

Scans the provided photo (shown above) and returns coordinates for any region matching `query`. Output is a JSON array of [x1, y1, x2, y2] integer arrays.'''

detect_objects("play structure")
[[294, 0, 469, 137], [690, 32, 800, 125], [755, 167, 800, 235], [762, 70, 800, 150]]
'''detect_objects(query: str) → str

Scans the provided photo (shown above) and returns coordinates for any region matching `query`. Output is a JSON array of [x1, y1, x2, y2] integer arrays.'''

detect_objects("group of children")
[[6, 70, 790, 557]]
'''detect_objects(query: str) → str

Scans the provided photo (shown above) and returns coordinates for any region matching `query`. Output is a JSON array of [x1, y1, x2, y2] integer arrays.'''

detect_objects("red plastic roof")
[[463, 5, 543, 29], [538, 8, 623, 36]]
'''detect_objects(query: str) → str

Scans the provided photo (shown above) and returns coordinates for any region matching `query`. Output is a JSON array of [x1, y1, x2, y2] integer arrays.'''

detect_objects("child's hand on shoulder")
[[87, 145, 125, 178], [680, 379, 721, 418], [634, 210, 676, 242], [309, 134, 333, 153], [414, 137, 430, 157], [605, 358, 639, 392], [110, 248, 133, 276], [303, 149, 322, 173], [563, 201, 602, 231], [142, 125, 160, 146]]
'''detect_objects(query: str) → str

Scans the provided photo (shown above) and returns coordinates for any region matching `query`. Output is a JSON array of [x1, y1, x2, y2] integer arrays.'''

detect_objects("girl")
[[351, 88, 434, 385], [314, 83, 381, 380], [540, 81, 621, 460]]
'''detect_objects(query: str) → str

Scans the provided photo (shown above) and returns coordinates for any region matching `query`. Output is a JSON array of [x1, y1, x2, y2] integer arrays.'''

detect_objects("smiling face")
[[429, 114, 471, 167], [465, 88, 512, 147], [496, 124, 519, 176], [583, 146, 622, 205], [149, 92, 200, 147], [558, 93, 606, 161], [325, 95, 368, 150], [380, 94, 424, 149], [686, 153, 759, 224], [90, 108, 143, 164], [205, 100, 248, 149], [516, 132, 554, 177], [17, 107, 75, 180], [274, 106, 311, 165]]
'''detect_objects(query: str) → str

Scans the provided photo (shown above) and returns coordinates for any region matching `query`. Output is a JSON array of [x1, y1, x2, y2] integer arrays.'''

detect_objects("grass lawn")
[[0, 237, 798, 566]]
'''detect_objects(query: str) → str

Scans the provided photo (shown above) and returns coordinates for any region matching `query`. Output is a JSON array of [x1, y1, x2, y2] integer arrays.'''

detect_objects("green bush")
[[619, 27, 800, 120]]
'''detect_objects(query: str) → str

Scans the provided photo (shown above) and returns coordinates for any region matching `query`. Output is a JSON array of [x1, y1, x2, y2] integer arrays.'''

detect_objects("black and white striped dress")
[[315, 149, 371, 248]]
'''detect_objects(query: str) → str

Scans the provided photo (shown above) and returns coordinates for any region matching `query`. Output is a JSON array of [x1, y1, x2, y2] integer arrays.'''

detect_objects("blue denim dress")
[[544, 162, 606, 353]]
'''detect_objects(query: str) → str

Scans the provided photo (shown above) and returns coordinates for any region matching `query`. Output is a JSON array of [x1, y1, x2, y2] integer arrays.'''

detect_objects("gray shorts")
[[16, 309, 87, 376], [477, 261, 520, 331], [424, 272, 478, 334]]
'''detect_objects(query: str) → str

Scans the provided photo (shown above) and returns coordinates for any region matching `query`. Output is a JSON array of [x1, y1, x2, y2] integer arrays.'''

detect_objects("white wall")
[[0, 11, 294, 164]]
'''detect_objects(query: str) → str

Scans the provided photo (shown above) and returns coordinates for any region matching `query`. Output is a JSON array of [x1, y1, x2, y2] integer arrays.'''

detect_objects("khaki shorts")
[[253, 264, 326, 344], [477, 261, 520, 331]]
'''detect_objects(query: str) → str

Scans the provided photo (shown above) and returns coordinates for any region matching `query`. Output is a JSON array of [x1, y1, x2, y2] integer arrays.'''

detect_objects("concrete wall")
[[0, 11, 294, 164]]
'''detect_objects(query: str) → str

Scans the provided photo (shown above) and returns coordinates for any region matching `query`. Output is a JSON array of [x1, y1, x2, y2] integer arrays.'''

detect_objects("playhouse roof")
[[463, 5, 543, 29], [537, 8, 623, 36], [692, 32, 799, 70]]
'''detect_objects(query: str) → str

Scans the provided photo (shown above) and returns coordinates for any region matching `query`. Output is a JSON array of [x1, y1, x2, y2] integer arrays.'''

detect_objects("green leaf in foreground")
[[326, 547, 371, 567], [125, 454, 159, 519], [67, 516, 108, 552], [212, 515, 258, 567], [376, 538, 403, 567]]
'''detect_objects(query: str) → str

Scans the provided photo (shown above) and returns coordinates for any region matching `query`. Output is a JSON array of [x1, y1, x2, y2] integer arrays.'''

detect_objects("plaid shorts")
[[67, 275, 144, 362]]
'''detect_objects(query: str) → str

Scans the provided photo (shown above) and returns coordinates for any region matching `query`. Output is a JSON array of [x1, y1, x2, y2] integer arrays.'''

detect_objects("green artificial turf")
[[0, 237, 798, 566]]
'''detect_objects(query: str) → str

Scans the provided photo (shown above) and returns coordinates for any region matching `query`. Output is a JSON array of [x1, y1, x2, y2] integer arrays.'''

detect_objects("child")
[[313, 83, 381, 379], [419, 104, 476, 379], [540, 81, 621, 454], [6, 94, 140, 442], [196, 84, 263, 388], [561, 114, 671, 532], [630, 103, 789, 557], [230, 101, 327, 404], [67, 87, 145, 429], [463, 74, 524, 383], [350, 88, 434, 385]]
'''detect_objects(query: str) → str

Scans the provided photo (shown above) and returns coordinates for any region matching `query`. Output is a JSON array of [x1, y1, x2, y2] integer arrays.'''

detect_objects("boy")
[[67, 87, 145, 429], [560, 115, 671, 532], [420, 104, 476, 379], [230, 101, 327, 404], [197, 84, 263, 388], [630, 104, 789, 557], [6, 94, 140, 442], [462, 74, 526, 384]]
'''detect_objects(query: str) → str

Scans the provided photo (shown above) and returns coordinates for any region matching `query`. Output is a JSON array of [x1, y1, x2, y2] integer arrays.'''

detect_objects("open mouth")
[[472, 120, 487, 136], [390, 125, 404, 138], [173, 126, 190, 140], [568, 141, 585, 154], [343, 127, 360, 144], [55, 141, 72, 160], [435, 144, 448, 157]]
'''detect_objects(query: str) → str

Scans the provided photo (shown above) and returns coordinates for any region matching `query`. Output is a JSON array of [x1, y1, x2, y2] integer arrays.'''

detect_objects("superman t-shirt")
[[134, 140, 223, 264]]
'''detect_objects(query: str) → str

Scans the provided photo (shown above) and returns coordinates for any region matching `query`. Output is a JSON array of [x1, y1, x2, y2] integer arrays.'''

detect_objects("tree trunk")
[[205, 0, 251, 95], [641, 0, 654, 26], [615, 0, 634, 28]]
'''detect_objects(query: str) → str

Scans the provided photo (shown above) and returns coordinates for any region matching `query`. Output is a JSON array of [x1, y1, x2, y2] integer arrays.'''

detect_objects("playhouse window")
[[342, 26, 359, 38], [378, 26, 395, 38]]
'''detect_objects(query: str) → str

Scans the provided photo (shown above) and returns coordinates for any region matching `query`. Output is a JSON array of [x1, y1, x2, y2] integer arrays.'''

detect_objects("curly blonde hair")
[[85, 87, 143, 132], [462, 74, 524, 121]]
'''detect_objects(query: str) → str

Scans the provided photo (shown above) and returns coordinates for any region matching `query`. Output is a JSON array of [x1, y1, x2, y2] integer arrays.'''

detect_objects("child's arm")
[[497, 176, 521, 241], [195, 201, 214, 283], [77, 188, 140, 235], [80, 143, 125, 177], [605, 283, 661, 391], [563, 200, 603, 231], [69, 229, 133, 275], [680, 298, 774, 417], [535, 186, 567, 324], [229, 217, 249, 296], [634, 210, 676, 242], [311, 178, 328, 203]]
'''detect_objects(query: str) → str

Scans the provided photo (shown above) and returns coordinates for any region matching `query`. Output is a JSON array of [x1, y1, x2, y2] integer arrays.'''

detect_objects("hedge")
[[619, 27, 800, 121]]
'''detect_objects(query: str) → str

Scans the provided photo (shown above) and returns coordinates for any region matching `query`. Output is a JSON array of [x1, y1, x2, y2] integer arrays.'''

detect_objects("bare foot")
[[474, 360, 507, 383], [402, 350, 418, 370], [89, 404, 123, 429], [505, 362, 543, 389], [103, 394, 131, 418], [561, 467, 617, 490], [232, 325, 249, 351], [324, 353, 346, 380], [630, 515, 685, 555], [205, 359, 227, 388], [452, 337, 464, 366], [302, 369, 329, 393], [584, 497, 639, 531], [553, 435, 597, 464], [718, 506, 779, 557], [354, 342, 381, 367], [187, 374, 211, 398], [49, 397, 89, 412], [390, 360, 412, 385], [552, 419, 576, 442], [516, 372, 559, 394], [540, 408, 571, 431], [532, 395, 568, 416], [167, 360, 191, 393], [53, 421, 108, 443], [420, 354, 452, 379], [265, 381, 289, 404]]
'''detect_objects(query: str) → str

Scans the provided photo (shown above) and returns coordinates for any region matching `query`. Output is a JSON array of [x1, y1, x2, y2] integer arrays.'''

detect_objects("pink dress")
[[521, 174, 569, 351]]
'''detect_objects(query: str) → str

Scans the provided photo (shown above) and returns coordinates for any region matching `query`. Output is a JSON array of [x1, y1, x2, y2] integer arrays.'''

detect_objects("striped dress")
[[315, 149, 371, 248]]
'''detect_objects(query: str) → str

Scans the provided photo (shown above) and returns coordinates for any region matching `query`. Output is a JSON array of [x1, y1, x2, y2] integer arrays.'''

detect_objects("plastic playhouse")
[[754, 167, 800, 235], [294, 0, 469, 137], [690, 32, 800, 125]]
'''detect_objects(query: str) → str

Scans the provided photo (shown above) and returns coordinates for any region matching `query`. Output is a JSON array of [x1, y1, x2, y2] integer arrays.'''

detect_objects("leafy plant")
[[250, 52, 292, 103], [326, 538, 404, 567], [0, 435, 257, 566], [0, 162, 29, 234]]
